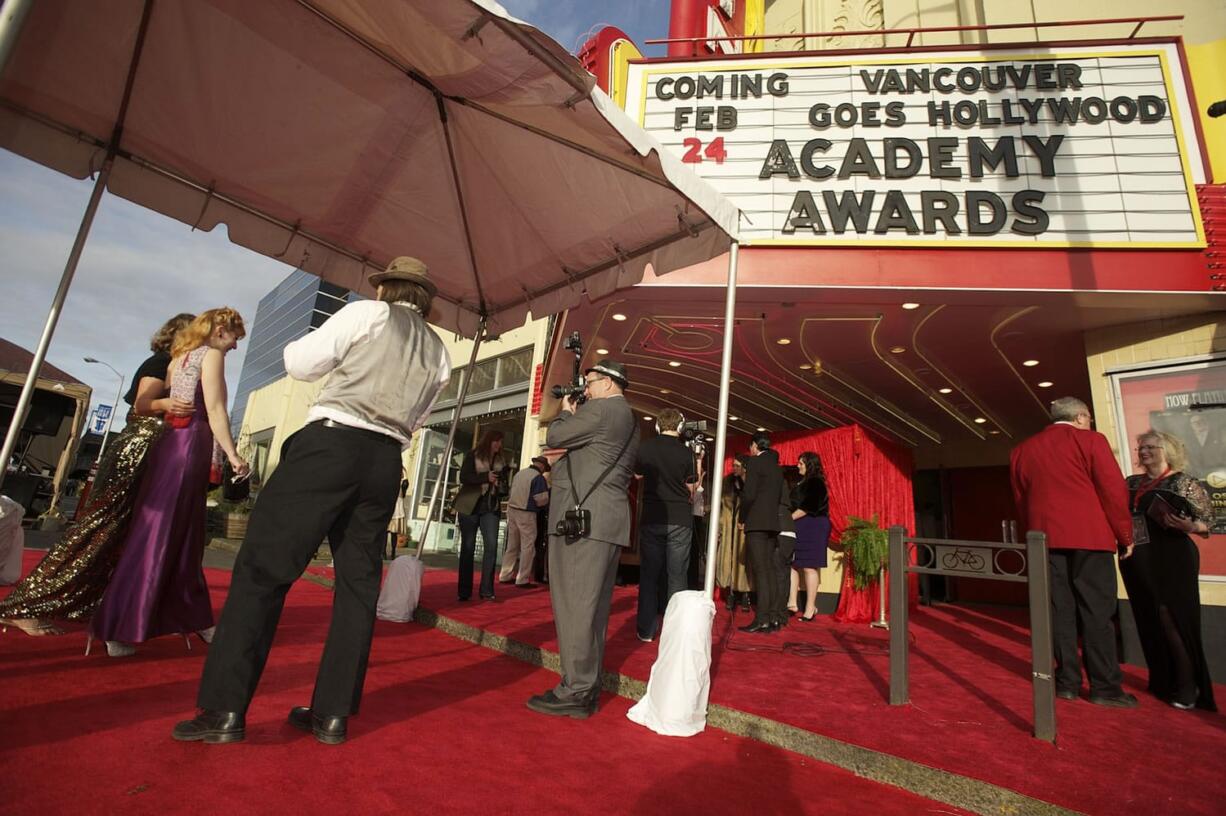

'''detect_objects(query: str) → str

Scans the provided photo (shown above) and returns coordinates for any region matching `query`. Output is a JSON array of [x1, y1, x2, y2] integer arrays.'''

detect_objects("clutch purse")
[[1145, 489, 1195, 525]]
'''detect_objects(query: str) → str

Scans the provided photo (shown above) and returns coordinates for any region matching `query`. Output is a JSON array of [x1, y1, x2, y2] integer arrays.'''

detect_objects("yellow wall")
[[1084, 313, 1226, 604], [430, 317, 552, 470]]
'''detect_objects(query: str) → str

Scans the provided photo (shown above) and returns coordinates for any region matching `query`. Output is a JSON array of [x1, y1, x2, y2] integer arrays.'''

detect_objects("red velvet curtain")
[[722, 425, 916, 622]]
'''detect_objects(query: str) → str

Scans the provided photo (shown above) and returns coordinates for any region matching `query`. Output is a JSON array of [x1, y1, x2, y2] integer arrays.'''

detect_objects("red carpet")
[[1, 552, 966, 816], [418, 569, 1226, 815]]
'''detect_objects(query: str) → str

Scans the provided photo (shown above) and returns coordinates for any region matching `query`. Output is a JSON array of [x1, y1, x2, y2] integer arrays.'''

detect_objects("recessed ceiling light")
[[1022, 359, 1039, 367], [890, 346, 906, 354], [729, 416, 739, 421], [595, 348, 609, 355], [902, 302, 920, 310], [938, 387, 953, 394], [776, 338, 791, 345], [660, 389, 671, 394], [612, 313, 627, 321], [988, 429, 1001, 435], [799, 364, 812, 370], [974, 417, 988, 424], [642, 415, 653, 421], [756, 427, 767, 432], [668, 361, 681, 367], [1037, 381, 1053, 388]]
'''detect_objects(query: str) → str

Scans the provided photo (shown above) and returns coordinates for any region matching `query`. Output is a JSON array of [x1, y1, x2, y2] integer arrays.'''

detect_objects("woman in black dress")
[[787, 451, 831, 621], [1123, 430, 1216, 711]]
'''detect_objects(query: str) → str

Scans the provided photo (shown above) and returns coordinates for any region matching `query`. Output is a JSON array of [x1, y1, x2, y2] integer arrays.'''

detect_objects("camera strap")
[[564, 421, 636, 511]]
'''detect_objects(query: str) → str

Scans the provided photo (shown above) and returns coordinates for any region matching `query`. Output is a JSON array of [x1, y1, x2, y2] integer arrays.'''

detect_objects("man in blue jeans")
[[633, 407, 697, 642]]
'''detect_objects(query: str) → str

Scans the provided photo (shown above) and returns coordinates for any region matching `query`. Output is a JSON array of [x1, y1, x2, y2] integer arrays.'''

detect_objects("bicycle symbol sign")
[[935, 545, 991, 575]]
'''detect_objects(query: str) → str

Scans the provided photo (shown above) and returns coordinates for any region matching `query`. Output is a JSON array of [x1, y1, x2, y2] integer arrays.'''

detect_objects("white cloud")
[[0, 151, 292, 430]]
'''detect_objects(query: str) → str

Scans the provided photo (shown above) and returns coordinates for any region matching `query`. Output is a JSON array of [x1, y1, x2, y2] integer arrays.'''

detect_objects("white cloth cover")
[[626, 590, 716, 737], [376, 555, 424, 622], [0, 495, 25, 585]]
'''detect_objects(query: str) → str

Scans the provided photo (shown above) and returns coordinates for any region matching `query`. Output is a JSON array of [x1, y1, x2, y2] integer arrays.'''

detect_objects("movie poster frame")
[[1109, 355, 1226, 582]]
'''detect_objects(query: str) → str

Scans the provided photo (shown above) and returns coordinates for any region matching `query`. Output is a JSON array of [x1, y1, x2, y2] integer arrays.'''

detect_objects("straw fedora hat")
[[368, 256, 436, 297]]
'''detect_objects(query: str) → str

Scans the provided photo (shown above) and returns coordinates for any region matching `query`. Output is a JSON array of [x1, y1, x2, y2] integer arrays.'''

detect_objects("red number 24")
[[681, 137, 727, 164]]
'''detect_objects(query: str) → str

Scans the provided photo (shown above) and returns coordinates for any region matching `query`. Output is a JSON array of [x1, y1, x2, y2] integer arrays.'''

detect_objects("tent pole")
[[0, 0, 33, 76], [703, 242, 740, 598], [415, 318, 487, 557], [0, 158, 113, 492]]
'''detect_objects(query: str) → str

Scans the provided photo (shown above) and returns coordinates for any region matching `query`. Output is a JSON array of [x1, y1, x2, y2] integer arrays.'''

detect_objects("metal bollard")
[[1026, 531, 1056, 743], [888, 525, 909, 705]]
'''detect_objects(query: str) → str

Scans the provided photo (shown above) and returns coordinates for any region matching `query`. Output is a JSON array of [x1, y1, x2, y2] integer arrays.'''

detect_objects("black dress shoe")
[[1088, 692, 1138, 709], [739, 619, 773, 633], [526, 690, 593, 719], [1056, 688, 1079, 701], [479, 593, 496, 601], [172, 710, 245, 744], [288, 706, 347, 744]]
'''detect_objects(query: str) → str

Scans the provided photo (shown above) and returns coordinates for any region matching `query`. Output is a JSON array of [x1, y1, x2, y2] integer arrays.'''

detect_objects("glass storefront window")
[[497, 347, 533, 388], [469, 358, 498, 394], [439, 366, 463, 402]]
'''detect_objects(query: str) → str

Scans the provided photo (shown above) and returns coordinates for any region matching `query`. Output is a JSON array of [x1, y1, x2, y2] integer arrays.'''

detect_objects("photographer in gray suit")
[[527, 360, 639, 719]]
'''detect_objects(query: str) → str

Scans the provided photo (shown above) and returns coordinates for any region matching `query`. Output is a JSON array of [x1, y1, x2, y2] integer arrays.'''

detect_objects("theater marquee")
[[625, 44, 1207, 248]]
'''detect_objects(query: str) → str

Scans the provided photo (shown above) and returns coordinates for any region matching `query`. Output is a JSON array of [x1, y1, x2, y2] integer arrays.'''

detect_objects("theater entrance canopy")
[[541, 268, 1221, 465]]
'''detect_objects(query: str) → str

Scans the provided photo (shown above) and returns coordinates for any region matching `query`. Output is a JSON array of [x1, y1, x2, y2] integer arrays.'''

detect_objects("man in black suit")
[[738, 432, 787, 633]]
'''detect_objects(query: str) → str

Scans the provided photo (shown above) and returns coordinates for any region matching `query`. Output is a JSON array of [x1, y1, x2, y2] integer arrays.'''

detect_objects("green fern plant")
[[839, 514, 889, 590]]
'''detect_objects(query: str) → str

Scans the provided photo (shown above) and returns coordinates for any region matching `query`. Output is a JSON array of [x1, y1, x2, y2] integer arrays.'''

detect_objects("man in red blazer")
[[1011, 396, 1137, 708]]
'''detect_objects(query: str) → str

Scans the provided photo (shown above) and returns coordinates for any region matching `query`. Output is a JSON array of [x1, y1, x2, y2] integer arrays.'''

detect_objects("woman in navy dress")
[[787, 451, 831, 621]]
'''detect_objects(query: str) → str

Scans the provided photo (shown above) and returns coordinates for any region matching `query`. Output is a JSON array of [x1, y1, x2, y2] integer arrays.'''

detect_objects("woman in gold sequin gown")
[[0, 314, 196, 636]]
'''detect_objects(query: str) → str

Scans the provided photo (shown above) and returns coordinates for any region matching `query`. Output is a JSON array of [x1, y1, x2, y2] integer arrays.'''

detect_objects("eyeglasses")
[[1137, 445, 1162, 452], [583, 376, 606, 389]]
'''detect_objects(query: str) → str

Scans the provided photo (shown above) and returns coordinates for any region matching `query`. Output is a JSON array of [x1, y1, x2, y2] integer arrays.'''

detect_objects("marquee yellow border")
[[632, 48, 1207, 250]]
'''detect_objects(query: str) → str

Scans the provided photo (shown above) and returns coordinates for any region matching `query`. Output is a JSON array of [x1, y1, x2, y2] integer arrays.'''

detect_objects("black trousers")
[[1049, 548, 1124, 696], [197, 422, 401, 717], [745, 530, 783, 623]]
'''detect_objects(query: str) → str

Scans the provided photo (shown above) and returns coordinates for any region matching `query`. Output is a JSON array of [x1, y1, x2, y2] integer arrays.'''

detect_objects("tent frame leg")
[[702, 242, 740, 598]]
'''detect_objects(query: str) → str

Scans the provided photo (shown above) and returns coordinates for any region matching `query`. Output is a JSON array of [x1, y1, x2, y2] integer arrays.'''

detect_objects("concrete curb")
[[411, 605, 1080, 816]]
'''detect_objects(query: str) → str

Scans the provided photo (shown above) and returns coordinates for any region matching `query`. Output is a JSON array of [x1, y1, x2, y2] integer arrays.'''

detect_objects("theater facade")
[[554, 2, 1226, 667]]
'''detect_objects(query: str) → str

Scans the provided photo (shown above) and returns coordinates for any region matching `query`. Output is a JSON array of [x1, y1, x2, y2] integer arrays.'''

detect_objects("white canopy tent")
[[0, 1, 746, 694]]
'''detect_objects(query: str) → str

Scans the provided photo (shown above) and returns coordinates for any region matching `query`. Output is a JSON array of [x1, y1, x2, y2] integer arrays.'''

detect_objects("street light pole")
[[84, 358, 123, 464]]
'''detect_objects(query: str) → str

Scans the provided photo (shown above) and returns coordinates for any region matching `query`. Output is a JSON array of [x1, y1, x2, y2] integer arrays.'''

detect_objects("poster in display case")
[[1111, 358, 1226, 579]]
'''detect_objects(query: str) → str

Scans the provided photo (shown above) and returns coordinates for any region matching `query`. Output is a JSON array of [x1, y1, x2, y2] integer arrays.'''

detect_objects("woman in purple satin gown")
[[90, 308, 250, 657]]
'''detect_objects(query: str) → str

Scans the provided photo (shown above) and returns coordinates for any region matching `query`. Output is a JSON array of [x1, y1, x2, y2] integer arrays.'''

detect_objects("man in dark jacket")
[[739, 432, 788, 633]]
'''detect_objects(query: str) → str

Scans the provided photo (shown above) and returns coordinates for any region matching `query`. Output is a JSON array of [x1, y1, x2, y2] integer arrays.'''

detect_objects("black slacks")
[[197, 422, 401, 717], [745, 530, 784, 623], [1048, 548, 1124, 696]]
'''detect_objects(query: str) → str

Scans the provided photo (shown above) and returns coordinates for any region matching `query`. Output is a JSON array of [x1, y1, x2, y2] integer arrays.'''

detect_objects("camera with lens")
[[681, 419, 710, 452], [555, 507, 592, 539], [548, 331, 586, 406]]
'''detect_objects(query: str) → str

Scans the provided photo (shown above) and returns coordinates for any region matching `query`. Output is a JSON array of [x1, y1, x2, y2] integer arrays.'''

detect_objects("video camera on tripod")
[[681, 419, 710, 455], [549, 331, 586, 406]]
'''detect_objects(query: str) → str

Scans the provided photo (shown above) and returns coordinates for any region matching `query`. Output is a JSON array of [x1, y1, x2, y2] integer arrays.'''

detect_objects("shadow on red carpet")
[[422, 567, 1226, 816], [1, 552, 967, 815]]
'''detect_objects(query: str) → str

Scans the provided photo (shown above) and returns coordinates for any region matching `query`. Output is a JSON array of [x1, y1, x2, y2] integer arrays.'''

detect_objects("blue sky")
[[0, 1, 670, 436]]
